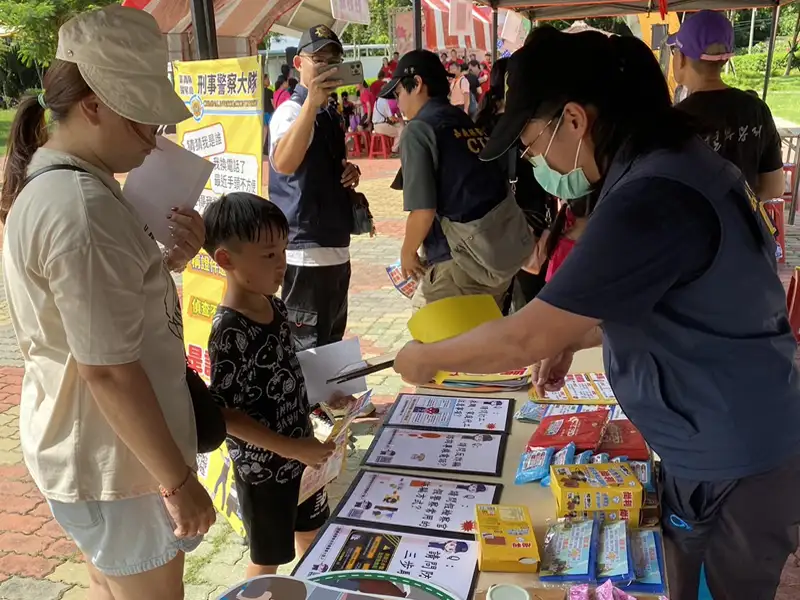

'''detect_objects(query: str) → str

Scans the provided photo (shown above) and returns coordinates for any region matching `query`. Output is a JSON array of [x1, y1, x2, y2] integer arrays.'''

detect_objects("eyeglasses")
[[300, 53, 343, 67], [519, 115, 556, 160]]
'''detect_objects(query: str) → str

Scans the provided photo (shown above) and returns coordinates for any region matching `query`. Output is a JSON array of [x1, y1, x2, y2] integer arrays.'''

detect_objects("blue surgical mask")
[[526, 114, 591, 200]]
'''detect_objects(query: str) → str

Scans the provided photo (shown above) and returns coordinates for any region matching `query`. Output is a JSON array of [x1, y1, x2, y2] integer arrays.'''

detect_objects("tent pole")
[[492, 7, 499, 62], [204, 0, 219, 60], [413, 0, 423, 50], [763, 3, 780, 100], [190, 0, 212, 59]]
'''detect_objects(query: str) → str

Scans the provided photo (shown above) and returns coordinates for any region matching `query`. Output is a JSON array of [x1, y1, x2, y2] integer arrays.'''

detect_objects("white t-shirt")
[[449, 76, 470, 107], [372, 97, 394, 125], [2, 149, 197, 502], [268, 97, 350, 267]]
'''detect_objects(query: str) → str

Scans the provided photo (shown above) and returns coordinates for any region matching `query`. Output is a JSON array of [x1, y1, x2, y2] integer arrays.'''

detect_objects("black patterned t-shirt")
[[208, 297, 311, 486]]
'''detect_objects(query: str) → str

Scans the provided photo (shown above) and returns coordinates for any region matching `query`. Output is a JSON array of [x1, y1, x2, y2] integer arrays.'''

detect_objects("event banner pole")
[[413, 0, 423, 50], [763, 3, 780, 101], [172, 56, 264, 538], [491, 7, 499, 62], [190, 0, 212, 59]]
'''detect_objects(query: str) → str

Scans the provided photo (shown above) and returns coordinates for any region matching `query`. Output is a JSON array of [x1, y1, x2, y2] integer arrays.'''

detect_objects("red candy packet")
[[527, 409, 610, 452], [598, 419, 650, 460]]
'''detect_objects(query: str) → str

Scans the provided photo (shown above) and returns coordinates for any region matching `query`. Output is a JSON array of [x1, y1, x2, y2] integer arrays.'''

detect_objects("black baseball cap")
[[297, 24, 343, 54], [480, 27, 606, 161], [379, 49, 451, 99]]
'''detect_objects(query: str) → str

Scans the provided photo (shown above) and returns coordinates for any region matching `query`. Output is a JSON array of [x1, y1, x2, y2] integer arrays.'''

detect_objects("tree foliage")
[[340, 0, 411, 45], [0, 0, 117, 67]]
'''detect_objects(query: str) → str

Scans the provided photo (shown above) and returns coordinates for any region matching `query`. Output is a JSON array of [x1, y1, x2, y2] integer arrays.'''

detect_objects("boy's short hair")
[[202, 192, 289, 256]]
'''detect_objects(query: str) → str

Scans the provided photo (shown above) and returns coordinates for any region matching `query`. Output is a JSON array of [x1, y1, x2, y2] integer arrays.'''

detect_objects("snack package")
[[595, 580, 637, 600], [550, 463, 645, 514], [630, 460, 655, 492], [475, 505, 540, 573], [539, 519, 600, 583], [575, 451, 593, 464], [527, 410, 610, 452], [592, 453, 610, 464], [625, 529, 667, 595], [515, 401, 548, 423], [568, 584, 591, 600], [596, 521, 635, 585], [515, 447, 555, 484], [611, 456, 629, 463], [541, 443, 577, 487], [598, 419, 650, 461]]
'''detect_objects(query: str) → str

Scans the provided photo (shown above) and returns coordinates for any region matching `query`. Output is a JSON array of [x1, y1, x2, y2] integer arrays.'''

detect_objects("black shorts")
[[234, 470, 330, 566]]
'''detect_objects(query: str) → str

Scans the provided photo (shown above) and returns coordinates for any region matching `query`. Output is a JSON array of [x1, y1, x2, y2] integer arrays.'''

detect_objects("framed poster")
[[334, 470, 501, 537], [362, 427, 506, 476], [386, 394, 514, 433], [293, 523, 479, 600]]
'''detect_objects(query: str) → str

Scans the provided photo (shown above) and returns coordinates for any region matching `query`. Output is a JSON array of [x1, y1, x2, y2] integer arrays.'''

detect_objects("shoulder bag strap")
[[21, 164, 92, 192]]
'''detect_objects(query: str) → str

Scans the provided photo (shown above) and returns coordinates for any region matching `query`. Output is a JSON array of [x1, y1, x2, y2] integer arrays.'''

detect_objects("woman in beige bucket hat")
[[0, 6, 215, 598]]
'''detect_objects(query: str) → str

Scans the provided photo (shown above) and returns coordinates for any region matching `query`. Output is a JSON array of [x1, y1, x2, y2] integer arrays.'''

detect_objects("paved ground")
[[0, 157, 798, 598]]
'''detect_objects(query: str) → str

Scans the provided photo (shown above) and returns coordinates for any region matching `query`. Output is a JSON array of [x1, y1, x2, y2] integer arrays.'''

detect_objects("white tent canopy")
[[473, 0, 789, 21]]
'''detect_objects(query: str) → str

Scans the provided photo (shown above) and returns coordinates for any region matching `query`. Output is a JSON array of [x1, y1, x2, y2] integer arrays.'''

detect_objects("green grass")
[[723, 72, 800, 125], [0, 109, 14, 157]]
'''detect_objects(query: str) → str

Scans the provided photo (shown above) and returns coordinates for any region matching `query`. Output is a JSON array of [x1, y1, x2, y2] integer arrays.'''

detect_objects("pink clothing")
[[545, 209, 577, 282], [273, 88, 290, 108], [387, 98, 400, 116], [359, 88, 376, 119]]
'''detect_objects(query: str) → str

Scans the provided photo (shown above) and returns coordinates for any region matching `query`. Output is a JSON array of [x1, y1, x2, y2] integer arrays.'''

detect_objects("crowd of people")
[[1, 4, 800, 600]]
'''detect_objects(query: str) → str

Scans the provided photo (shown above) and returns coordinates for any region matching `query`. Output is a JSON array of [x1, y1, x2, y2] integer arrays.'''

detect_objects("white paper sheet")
[[296, 338, 368, 406], [123, 136, 214, 245]]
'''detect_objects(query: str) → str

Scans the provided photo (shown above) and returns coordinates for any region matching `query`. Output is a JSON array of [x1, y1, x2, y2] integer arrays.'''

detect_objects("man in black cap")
[[381, 50, 532, 310], [269, 25, 361, 350]]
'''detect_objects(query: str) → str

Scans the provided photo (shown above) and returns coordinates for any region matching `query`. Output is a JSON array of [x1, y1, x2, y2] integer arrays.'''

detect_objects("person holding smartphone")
[[268, 25, 361, 352]]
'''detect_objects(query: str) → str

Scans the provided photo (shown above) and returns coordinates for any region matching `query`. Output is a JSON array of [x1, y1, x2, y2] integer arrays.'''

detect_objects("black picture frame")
[[384, 393, 516, 434], [290, 520, 481, 600], [331, 469, 503, 539], [361, 426, 508, 478]]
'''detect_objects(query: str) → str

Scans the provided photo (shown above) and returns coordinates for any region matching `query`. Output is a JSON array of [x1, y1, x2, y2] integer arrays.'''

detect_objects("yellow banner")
[[174, 56, 262, 539]]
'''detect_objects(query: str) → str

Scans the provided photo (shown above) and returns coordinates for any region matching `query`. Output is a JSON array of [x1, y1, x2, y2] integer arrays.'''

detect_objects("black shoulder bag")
[[19, 164, 226, 454]]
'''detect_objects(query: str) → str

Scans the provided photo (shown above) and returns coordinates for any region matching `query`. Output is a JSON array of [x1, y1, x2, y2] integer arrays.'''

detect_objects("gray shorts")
[[48, 493, 203, 577]]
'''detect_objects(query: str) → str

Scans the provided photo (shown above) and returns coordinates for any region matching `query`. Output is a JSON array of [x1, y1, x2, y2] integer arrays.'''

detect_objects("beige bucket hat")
[[56, 5, 190, 126]]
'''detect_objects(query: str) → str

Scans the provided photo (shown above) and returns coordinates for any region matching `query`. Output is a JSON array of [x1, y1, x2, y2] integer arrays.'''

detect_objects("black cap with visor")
[[297, 24, 343, 54], [480, 30, 607, 162], [379, 49, 452, 99]]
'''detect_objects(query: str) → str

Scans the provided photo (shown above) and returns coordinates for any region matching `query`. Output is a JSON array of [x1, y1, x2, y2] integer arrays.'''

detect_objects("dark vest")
[[600, 138, 800, 481], [268, 86, 352, 249], [412, 99, 508, 265]]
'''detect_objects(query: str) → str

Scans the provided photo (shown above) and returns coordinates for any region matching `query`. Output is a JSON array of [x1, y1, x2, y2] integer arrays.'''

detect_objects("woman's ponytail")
[[0, 96, 48, 223], [0, 60, 92, 224]]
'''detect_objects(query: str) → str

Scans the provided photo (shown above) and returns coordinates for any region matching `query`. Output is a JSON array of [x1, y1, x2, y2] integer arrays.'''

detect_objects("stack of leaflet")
[[529, 372, 617, 405], [421, 367, 532, 393]]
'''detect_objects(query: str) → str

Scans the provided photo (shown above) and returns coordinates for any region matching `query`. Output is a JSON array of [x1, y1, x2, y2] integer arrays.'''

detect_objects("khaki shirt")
[[2, 148, 197, 502]]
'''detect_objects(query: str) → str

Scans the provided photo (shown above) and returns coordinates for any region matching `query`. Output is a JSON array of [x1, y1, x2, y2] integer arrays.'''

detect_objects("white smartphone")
[[319, 60, 364, 87]]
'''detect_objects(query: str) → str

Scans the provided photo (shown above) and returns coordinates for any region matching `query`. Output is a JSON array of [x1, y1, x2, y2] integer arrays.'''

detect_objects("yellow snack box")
[[474, 504, 540, 573], [550, 463, 644, 515], [554, 499, 642, 526]]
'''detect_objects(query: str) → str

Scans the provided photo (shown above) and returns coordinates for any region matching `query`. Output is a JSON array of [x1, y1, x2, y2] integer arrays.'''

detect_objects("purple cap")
[[666, 10, 734, 61]]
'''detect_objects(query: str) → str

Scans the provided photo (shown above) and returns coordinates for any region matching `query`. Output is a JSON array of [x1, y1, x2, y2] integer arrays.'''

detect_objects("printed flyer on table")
[[387, 394, 514, 432], [363, 427, 506, 476], [293, 523, 478, 600], [335, 470, 500, 536]]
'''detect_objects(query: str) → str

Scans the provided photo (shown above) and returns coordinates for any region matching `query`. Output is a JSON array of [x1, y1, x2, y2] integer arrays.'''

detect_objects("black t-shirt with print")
[[676, 87, 783, 191], [208, 296, 311, 486]]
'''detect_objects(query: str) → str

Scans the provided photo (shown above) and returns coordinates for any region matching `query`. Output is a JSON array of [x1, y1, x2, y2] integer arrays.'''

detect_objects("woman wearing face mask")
[[0, 6, 214, 598], [475, 58, 557, 311], [394, 26, 800, 599]]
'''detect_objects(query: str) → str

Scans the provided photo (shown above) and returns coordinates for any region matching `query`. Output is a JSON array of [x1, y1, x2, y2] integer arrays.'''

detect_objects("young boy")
[[204, 192, 348, 577]]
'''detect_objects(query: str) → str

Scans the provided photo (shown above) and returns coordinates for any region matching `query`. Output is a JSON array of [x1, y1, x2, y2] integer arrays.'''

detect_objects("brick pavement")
[[0, 159, 797, 597]]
